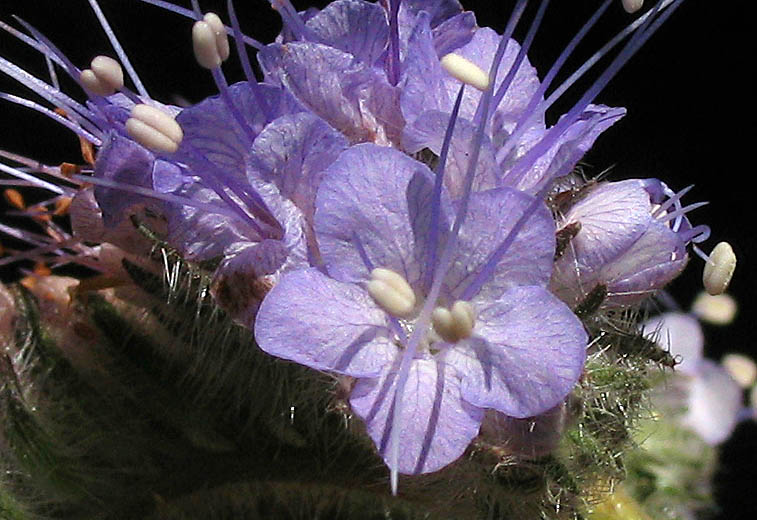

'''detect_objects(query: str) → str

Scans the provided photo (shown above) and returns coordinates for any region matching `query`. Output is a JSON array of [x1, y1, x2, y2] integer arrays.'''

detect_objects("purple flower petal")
[[305, 0, 389, 66], [559, 179, 652, 270], [402, 26, 539, 130], [402, 110, 498, 198], [445, 187, 555, 301], [92, 132, 154, 227], [448, 286, 587, 418], [683, 359, 742, 445], [501, 105, 626, 194], [350, 356, 483, 474], [174, 82, 304, 181], [315, 144, 429, 284], [250, 112, 348, 223], [259, 42, 401, 144], [255, 268, 396, 378]]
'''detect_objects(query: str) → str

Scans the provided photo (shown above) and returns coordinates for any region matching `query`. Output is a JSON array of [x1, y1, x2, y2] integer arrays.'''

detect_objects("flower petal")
[[255, 268, 396, 378], [259, 42, 401, 144], [350, 357, 483, 474], [445, 187, 555, 301], [305, 0, 389, 66], [315, 144, 429, 285], [683, 359, 742, 445], [402, 110, 498, 198], [250, 112, 348, 223], [449, 286, 587, 418]]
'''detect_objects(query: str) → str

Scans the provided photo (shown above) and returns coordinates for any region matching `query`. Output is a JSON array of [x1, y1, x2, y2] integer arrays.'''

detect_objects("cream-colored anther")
[[366, 268, 416, 318], [432, 300, 475, 343], [440, 53, 490, 91], [125, 104, 183, 154], [722, 353, 756, 389], [703, 242, 736, 295], [192, 13, 230, 69], [79, 55, 123, 96], [692, 292, 737, 325], [621, 0, 644, 13]]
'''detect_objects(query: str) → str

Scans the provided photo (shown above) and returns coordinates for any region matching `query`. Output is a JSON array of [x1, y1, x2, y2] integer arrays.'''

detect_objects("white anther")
[[432, 300, 475, 343], [621, 0, 644, 13], [722, 353, 757, 389], [703, 241, 736, 295], [79, 55, 124, 96], [367, 268, 416, 318], [125, 104, 183, 154], [192, 13, 230, 69], [440, 53, 490, 91], [691, 292, 737, 325]]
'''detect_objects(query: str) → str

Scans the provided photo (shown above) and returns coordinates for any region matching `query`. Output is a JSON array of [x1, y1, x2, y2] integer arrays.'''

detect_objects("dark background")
[[1, 1, 754, 517]]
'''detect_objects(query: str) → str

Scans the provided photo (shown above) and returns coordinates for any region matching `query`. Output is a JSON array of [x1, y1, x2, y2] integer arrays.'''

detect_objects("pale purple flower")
[[642, 312, 742, 445], [255, 143, 588, 476], [550, 179, 710, 309]]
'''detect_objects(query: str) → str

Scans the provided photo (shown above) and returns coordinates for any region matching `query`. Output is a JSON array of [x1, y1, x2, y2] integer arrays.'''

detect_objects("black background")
[[0, 1, 754, 518]]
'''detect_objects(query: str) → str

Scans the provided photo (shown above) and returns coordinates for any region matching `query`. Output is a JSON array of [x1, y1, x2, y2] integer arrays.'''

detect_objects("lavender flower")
[[642, 311, 742, 445], [255, 143, 588, 476], [550, 178, 710, 309], [0, 0, 728, 506]]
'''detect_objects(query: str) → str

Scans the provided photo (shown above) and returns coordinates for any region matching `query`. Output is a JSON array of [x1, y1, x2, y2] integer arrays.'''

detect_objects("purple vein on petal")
[[424, 83, 465, 292]]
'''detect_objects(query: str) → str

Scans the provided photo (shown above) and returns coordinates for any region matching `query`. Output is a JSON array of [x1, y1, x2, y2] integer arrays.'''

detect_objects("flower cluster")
[[0, 0, 734, 506]]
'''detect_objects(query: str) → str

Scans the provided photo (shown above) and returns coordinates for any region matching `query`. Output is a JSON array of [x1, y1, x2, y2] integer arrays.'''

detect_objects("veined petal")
[[174, 82, 304, 182], [255, 268, 396, 378], [402, 109, 498, 198], [250, 112, 348, 223], [315, 144, 429, 285], [448, 286, 587, 418], [259, 42, 400, 144], [350, 356, 482, 474], [446, 187, 555, 302], [305, 0, 389, 66]]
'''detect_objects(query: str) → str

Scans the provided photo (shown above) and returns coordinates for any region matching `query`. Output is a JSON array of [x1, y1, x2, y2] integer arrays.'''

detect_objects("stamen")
[[440, 54, 490, 91], [87, 0, 150, 98], [432, 300, 475, 343], [703, 241, 736, 296], [388, 2, 530, 494], [692, 292, 737, 326], [0, 161, 67, 195], [622, 0, 645, 13], [722, 354, 756, 389], [192, 14, 231, 69], [366, 268, 416, 319], [80, 55, 124, 96], [125, 103, 184, 154], [137, 0, 264, 50]]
